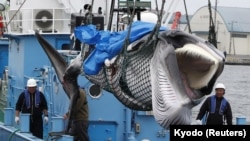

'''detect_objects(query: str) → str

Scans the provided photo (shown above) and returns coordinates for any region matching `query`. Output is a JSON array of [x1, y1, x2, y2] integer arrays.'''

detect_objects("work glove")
[[44, 116, 49, 124], [15, 116, 20, 124], [196, 120, 202, 125]]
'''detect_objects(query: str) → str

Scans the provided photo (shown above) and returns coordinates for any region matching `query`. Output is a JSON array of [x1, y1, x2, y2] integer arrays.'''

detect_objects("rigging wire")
[[6, 0, 27, 26], [107, 0, 115, 30], [208, 0, 217, 48], [183, 0, 192, 33]]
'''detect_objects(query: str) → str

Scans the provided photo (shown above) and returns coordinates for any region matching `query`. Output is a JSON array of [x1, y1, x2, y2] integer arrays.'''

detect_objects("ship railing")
[[2, 8, 71, 35]]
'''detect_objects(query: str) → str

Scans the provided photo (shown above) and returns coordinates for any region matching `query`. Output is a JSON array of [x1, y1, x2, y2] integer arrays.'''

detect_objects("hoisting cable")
[[110, 0, 137, 65], [117, 0, 137, 90], [140, 0, 165, 50], [107, 0, 115, 30], [6, 0, 27, 26], [104, 1, 148, 110], [152, 0, 165, 48], [208, 0, 217, 48], [183, 0, 192, 33]]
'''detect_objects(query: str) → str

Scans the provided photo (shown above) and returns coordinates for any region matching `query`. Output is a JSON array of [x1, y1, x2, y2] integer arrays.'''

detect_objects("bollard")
[[4, 108, 14, 126], [236, 116, 246, 125], [51, 117, 64, 132], [20, 113, 31, 132]]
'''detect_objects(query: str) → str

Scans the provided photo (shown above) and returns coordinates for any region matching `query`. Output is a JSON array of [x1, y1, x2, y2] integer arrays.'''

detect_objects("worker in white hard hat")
[[195, 82, 232, 125], [15, 78, 48, 139]]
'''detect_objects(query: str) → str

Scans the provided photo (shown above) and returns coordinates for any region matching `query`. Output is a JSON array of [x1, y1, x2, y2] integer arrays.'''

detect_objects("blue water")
[[192, 65, 250, 124]]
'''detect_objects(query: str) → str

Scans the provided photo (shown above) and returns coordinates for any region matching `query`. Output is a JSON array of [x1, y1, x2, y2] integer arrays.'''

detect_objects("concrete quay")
[[225, 55, 250, 65]]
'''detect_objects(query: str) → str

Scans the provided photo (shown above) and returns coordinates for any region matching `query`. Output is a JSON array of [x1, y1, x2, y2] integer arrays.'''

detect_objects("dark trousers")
[[30, 116, 43, 139], [70, 120, 89, 141]]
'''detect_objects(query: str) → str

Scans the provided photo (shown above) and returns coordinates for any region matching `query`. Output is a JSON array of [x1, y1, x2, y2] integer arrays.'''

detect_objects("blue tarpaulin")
[[74, 21, 167, 75]]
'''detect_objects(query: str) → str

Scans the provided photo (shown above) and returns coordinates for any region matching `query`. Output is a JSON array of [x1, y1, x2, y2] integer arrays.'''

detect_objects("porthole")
[[88, 84, 102, 98]]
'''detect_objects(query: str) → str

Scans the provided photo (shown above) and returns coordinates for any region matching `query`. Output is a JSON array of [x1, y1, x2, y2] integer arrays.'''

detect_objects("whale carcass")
[[35, 21, 226, 129]]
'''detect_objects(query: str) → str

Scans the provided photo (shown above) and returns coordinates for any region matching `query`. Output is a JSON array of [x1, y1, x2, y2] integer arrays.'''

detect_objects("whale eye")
[[88, 84, 102, 98]]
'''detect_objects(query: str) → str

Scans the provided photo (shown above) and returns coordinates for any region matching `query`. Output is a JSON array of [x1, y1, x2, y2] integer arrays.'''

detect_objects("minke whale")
[[35, 29, 226, 129]]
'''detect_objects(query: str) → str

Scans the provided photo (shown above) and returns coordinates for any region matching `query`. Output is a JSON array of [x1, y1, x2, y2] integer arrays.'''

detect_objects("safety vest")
[[210, 95, 227, 115], [24, 89, 41, 109]]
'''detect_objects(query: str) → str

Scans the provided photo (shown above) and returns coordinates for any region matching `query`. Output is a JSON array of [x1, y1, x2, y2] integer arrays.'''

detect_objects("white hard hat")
[[27, 78, 37, 87], [215, 83, 225, 90]]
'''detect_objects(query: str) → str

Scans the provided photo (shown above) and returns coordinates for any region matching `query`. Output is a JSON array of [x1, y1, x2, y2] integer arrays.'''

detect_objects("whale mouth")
[[176, 43, 221, 100], [151, 30, 225, 128]]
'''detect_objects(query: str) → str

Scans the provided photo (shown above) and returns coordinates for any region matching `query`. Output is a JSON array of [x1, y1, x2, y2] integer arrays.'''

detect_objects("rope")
[[208, 0, 217, 48], [8, 129, 20, 141], [183, 0, 192, 33], [6, 0, 27, 26]]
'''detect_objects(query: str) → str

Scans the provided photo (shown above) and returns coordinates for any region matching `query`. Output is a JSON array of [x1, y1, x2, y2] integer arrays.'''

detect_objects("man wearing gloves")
[[15, 78, 49, 139], [196, 83, 232, 125]]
